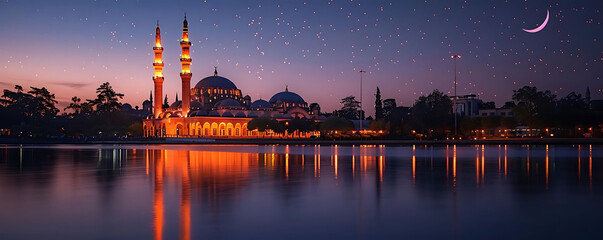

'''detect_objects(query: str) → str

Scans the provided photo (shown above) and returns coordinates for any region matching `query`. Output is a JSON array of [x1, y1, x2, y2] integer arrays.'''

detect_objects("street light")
[[359, 70, 366, 132], [451, 54, 461, 136]]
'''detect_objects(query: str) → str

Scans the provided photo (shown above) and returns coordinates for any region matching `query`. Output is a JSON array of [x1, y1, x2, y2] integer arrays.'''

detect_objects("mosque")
[[142, 16, 324, 138]]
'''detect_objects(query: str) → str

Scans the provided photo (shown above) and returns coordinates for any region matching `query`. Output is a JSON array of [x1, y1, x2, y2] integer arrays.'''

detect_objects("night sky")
[[0, 0, 600, 116]]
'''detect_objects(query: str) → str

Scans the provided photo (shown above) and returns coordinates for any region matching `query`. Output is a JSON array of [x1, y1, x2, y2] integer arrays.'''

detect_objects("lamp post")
[[451, 54, 461, 136], [359, 70, 366, 133]]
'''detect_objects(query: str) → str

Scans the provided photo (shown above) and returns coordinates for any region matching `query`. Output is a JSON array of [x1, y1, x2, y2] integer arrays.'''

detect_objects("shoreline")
[[1, 138, 602, 146]]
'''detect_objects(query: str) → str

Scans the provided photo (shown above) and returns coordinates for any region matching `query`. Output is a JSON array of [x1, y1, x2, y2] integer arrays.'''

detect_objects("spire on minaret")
[[285, 85, 288, 92], [175, 93, 179, 102], [214, 66, 218, 76], [183, 13, 188, 29], [149, 91, 153, 102]]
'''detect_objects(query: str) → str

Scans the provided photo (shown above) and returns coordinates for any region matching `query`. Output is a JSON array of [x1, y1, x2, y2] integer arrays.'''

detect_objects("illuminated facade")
[[143, 16, 325, 138]]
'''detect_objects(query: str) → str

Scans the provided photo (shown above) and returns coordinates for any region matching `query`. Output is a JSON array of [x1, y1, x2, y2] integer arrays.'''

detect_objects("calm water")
[[0, 144, 602, 239]]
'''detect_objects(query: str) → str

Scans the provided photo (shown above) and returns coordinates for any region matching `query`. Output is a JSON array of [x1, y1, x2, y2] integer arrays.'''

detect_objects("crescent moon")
[[523, 10, 549, 33]]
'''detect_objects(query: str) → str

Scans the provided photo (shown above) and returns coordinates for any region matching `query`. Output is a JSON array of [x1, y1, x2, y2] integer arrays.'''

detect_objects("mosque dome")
[[170, 100, 182, 108], [194, 75, 237, 89], [215, 98, 242, 108], [250, 99, 272, 109], [142, 100, 152, 107], [269, 90, 305, 104]]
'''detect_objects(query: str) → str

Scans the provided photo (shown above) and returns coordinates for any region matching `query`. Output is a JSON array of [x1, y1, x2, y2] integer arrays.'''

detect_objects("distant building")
[[452, 94, 482, 118], [477, 108, 514, 117]]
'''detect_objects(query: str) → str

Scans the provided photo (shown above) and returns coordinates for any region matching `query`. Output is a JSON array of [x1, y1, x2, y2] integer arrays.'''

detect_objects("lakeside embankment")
[[1, 138, 602, 146]]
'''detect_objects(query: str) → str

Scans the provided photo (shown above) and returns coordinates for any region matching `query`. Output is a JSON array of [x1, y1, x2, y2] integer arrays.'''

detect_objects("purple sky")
[[0, 0, 600, 116]]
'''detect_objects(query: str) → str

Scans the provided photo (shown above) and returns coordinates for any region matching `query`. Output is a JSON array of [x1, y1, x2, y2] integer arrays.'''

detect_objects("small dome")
[[247, 112, 259, 118], [208, 111, 220, 117], [215, 98, 242, 108], [196, 110, 208, 116], [235, 112, 247, 118], [194, 75, 237, 89], [221, 111, 234, 117], [269, 91, 305, 104], [170, 100, 182, 108], [142, 100, 152, 106], [121, 103, 132, 111], [250, 99, 272, 109], [190, 100, 203, 109], [188, 110, 207, 117]]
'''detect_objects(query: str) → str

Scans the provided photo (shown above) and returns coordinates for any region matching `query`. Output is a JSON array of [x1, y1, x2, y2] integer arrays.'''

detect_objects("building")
[[477, 108, 514, 118], [142, 16, 322, 138], [452, 94, 482, 118]]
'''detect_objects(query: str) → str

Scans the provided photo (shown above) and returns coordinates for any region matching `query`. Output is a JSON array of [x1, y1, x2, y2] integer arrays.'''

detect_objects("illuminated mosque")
[[143, 16, 324, 138]]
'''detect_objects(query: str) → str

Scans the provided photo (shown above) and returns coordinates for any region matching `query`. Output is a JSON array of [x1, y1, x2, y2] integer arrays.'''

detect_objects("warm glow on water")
[[0, 144, 602, 239]]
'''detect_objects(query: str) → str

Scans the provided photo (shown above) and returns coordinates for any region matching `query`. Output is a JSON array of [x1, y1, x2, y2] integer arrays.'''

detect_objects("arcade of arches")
[[143, 116, 314, 138]]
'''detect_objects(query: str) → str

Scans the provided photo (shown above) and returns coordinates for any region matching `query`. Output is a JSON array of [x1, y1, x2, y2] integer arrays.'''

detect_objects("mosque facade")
[[142, 17, 324, 138]]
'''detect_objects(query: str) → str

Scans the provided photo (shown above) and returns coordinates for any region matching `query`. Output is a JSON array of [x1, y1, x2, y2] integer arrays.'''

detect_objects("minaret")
[[152, 21, 164, 118], [180, 14, 192, 116]]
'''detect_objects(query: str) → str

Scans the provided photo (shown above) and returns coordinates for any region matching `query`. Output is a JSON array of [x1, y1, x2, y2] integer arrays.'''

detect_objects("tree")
[[512, 86, 556, 127], [337, 96, 361, 120], [411, 89, 452, 133], [320, 116, 354, 132], [556, 92, 588, 128], [375, 87, 383, 120], [459, 117, 481, 135], [1, 85, 58, 120], [247, 118, 280, 132], [65, 96, 82, 114], [88, 82, 124, 113], [286, 118, 312, 133], [163, 95, 169, 108], [481, 116, 500, 129], [309, 103, 321, 115], [383, 98, 397, 119], [500, 117, 517, 129]]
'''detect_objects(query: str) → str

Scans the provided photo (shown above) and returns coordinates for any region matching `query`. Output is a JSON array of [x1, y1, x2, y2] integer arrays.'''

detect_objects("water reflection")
[[0, 144, 602, 239]]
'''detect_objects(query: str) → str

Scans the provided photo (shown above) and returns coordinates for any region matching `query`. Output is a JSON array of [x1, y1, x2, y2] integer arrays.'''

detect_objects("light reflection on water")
[[0, 144, 602, 239]]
